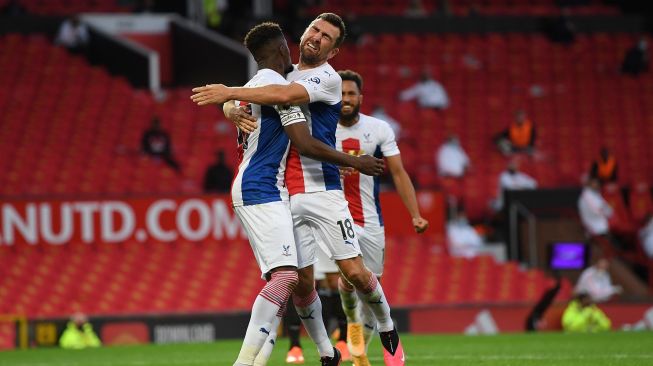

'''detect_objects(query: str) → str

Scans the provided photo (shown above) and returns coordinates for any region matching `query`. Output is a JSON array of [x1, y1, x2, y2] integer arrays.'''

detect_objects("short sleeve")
[[378, 121, 400, 157], [274, 104, 306, 127], [292, 69, 341, 104]]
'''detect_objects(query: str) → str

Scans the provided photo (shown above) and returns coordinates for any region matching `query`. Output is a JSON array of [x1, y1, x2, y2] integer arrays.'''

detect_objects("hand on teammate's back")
[[339, 167, 355, 178], [356, 155, 385, 176], [191, 84, 230, 106], [227, 105, 258, 133], [412, 217, 429, 233]]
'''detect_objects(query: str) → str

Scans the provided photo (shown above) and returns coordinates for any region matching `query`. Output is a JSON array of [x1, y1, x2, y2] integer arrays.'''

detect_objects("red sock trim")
[[361, 274, 378, 294], [292, 289, 318, 308], [260, 271, 298, 308]]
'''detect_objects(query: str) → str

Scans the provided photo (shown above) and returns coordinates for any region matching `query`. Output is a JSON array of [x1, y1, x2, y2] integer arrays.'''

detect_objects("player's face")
[[340, 80, 362, 120], [299, 19, 340, 66]]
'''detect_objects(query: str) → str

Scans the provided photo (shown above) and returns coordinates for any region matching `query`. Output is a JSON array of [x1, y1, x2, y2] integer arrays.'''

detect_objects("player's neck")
[[297, 60, 327, 70], [339, 114, 359, 127]]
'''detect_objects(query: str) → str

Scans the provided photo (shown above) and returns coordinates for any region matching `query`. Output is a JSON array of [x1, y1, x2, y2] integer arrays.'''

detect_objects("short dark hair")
[[338, 70, 363, 92], [316, 13, 346, 47], [243, 22, 284, 61]]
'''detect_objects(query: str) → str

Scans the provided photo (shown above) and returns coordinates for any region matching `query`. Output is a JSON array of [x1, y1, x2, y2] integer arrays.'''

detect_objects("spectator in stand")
[[575, 258, 622, 303], [371, 104, 401, 138], [203, 150, 233, 193], [55, 16, 89, 53], [399, 71, 450, 110], [589, 147, 618, 184], [141, 117, 181, 173], [437, 135, 470, 178], [638, 214, 653, 258], [446, 206, 485, 257], [561, 293, 611, 333], [578, 178, 613, 237], [59, 312, 102, 349], [492, 160, 538, 211], [621, 37, 649, 77], [495, 110, 536, 156]]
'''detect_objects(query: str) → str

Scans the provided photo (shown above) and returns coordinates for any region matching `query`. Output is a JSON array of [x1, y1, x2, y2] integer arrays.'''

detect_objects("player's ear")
[[359, 94, 364, 105], [327, 47, 339, 60]]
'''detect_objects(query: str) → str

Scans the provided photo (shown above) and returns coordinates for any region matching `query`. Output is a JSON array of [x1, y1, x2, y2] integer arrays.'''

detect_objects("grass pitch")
[[2, 331, 652, 366]]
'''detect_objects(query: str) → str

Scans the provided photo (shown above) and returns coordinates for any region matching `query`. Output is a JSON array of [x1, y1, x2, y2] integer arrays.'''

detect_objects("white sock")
[[338, 277, 360, 323], [235, 271, 298, 366], [253, 316, 281, 366], [359, 298, 376, 352], [293, 290, 334, 358], [356, 275, 394, 333]]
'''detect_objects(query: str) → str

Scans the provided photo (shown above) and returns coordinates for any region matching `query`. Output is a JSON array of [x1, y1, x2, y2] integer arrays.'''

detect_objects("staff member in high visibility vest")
[[562, 292, 611, 333], [59, 313, 101, 349], [590, 147, 618, 183], [495, 110, 536, 155]]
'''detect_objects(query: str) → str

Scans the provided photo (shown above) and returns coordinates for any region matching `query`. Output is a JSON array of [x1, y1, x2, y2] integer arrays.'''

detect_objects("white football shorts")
[[290, 190, 362, 269], [234, 201, 298, 277], [315, 224, 385, 278]]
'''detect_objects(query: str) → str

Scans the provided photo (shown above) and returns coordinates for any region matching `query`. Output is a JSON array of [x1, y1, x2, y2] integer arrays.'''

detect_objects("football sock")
[[234, 271, 298, 366], [293, 289, 334, 358], [359, 299, 376, 351], [338, 277, 360, 323], [253, 316, 281, 366], [356, 275, 394, 333]]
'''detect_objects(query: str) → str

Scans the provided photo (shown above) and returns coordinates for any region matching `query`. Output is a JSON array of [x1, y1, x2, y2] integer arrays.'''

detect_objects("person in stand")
[[59, 313, 101, 349], [203, 150, 233, 193], [561, 292, 611, 333], [589, 147, 618, 184], [141, 117, 181, 173]]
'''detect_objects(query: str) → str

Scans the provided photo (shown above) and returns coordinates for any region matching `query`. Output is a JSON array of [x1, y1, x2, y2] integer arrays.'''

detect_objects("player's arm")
[[223, 100, 258, 133], [386, 155, 429, 233], [284, 123, 384, 176], [192, 83, 310, 106]]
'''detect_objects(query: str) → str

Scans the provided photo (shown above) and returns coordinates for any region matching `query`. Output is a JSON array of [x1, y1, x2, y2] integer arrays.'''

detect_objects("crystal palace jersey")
[[284, 63, 343, 196], [336, 113, 400, 227], [231, 69, 306, 207]]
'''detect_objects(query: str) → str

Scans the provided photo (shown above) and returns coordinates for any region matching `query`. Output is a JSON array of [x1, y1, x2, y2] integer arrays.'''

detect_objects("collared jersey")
[[336, 113, 400, 227], [284, 62, 343, 195], [231, 69, 305, 207]]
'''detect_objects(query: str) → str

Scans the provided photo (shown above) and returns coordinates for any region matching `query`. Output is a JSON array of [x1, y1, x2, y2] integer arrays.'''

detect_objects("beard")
[[340, 103, 360, 122], [299, 41, 322, 66]]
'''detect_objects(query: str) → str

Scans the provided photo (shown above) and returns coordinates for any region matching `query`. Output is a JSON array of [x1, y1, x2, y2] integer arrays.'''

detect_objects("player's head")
[[244, 22, 292, 74], [338, 69, 363, 122], [574, 292, 592, 307], [587, 177, 600, 190], [299, 13, 346, 66]]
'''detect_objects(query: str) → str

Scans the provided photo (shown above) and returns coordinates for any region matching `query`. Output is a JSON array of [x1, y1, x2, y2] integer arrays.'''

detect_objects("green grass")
[[2, 332, 653, 366]]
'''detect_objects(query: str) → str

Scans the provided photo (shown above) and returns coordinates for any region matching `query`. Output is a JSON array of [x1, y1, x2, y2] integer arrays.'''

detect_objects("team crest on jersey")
[[282, 245, 292, 257], [307, 76, 321, 85], [363, 133, 372, 143]]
